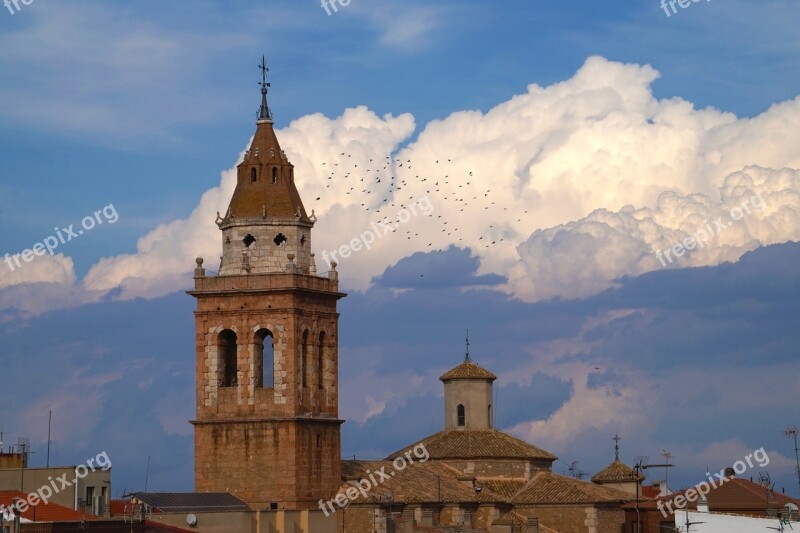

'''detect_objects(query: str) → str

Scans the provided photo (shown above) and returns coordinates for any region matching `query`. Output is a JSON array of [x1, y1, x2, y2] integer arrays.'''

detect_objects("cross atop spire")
[[464, 329, 471, 362], [613, 433, 621, 460], [257, 55, 273, 123]]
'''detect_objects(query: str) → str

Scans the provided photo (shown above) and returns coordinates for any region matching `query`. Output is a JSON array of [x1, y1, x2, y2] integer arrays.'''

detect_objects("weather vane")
[[257, 55, 273, 121], [465, 329, 471, 362], [259, 55, 270, 88], [613, 434, 621, 460]]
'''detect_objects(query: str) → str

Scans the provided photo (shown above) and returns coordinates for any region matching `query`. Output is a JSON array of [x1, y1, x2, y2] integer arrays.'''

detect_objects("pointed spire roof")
[[592, 435, 644, 483], [591, 459, 644, 483], [224, 57, 309, 222]]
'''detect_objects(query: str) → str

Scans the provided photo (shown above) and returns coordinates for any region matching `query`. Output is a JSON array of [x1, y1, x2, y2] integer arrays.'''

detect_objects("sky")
[[1, 0, 799, 499]]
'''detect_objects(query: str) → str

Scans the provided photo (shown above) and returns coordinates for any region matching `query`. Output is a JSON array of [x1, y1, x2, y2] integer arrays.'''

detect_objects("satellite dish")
[[186, 513, 197, 527]]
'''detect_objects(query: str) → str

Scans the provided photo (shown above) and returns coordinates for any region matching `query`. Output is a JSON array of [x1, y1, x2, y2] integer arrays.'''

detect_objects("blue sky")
[[1, 0, 800, 498]]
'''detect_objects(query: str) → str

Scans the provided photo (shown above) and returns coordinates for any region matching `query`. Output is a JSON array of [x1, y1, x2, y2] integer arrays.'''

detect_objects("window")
[[457, 404, 465, 427], [219, 329, 238, 387], [255, 329, 274, 388], [301, 330, 309, 390], [251, 168, 257, 183], [272, 167, 278, 183], [86, 486, 95, 508], [488, 404, 492, 428], [317, 331, 325, 390]]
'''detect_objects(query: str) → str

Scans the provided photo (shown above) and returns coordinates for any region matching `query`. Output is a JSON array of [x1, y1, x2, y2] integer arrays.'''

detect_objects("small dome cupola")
[[440, 331, 497, 430]]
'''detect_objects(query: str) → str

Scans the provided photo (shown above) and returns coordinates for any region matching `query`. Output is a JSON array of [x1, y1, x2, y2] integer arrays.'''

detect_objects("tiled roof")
[[591, 459, 644, 483], [387, 428, 557, 462], [511, 471, 636, 505], [339, 460, 500, 505], [439, 360, 497, 381], [477, 479, 527, 499], [626, 477, 800, 512], [641, 485, 663, 499], [0, 491, 96, 522], [131, 492, 250, 513], [227, 121, 308, 220], [110, 499, 129, 516]]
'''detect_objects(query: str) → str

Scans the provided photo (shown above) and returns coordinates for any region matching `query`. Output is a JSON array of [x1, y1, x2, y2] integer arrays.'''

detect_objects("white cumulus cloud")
[[4, 56, 800, 313]]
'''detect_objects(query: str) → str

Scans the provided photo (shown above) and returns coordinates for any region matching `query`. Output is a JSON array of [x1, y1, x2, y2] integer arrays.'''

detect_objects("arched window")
[[255, 329, 274, 388], [218, 329, 238, 387], [250, 168, 257, 183], [317, 332, 326, 390], [488, 404, 492, 428], [457, 404, 465, 427], [272, 167, 278, 183], [301, 330, 309, 390]]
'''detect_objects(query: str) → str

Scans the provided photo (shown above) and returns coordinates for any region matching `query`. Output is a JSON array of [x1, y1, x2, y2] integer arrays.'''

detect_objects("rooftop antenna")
[[662, 449, 673, 490], [144, 454, 151, 493], [641, 453, 674, 492], [678, 509, 705, 532], [568, 460, 587, 480], [784, 426, 800, 496], [46, 410, 52, 468]]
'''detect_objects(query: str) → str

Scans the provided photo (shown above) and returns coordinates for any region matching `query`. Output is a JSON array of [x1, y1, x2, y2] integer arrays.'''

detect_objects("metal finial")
[[613, 434, 621, 460], [464, 329, 471, 362], [257, 55, 273, 122]]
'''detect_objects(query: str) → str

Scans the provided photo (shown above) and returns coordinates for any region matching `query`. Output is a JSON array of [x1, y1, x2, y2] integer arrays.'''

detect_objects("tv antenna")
[[784, 426, 800, 496], [677, 509, 705, 532], [638, 453, 674, 491], [568, 460, 587, 480]]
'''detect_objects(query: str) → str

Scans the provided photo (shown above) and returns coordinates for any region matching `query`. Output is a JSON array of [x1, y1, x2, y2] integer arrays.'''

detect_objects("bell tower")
[[189, 57, 345, 510]]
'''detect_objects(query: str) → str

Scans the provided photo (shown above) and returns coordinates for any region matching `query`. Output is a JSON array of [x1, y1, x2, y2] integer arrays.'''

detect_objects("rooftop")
[[386, 428, 557, 462], [439, 360, 497, 382]]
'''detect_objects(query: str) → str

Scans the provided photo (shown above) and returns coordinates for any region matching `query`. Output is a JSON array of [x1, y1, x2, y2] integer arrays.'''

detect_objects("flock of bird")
[[318, 153, 531, 253]]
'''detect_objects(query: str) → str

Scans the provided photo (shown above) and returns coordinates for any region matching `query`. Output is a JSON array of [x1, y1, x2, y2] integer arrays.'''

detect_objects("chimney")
[[697, 495, 709, 513], [724, 467, 736, 478]]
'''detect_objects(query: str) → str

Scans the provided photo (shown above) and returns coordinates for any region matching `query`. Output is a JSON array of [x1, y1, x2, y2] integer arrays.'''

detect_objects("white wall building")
[[675, 510, 789, 532]]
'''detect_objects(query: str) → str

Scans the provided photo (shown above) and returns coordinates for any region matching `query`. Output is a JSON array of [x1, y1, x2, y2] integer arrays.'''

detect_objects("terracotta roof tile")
[[226, 121, 308, 221], [626, 477, 800, 512], [339, 461, 500, 505], [0, 491, 97, 522], [439, 361, 497, 381], [511, 471, 636, 504], [387, 429, 557, 462], [591, 459, 644, 483]]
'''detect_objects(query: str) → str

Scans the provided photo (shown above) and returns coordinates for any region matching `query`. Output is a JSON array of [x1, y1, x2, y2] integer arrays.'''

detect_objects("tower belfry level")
[[189, 58, 346, 510]]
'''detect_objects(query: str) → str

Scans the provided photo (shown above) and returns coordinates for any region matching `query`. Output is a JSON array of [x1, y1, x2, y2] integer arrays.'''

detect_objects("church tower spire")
[[190, 58, 345, 510], [216, 57, 314, 276]]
